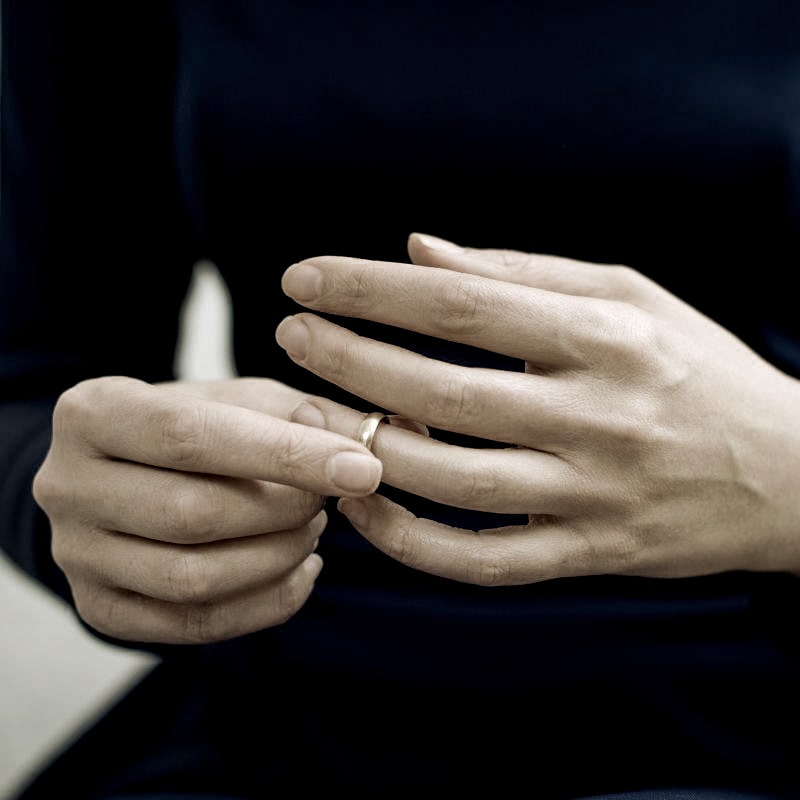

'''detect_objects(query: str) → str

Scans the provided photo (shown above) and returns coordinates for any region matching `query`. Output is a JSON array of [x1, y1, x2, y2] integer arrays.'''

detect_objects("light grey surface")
[[0, 262, 236, 799], [0, 553, 157, 799]]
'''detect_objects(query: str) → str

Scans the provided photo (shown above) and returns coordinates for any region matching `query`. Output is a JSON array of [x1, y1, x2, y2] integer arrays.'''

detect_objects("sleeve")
[[0, 1, 201, 605]]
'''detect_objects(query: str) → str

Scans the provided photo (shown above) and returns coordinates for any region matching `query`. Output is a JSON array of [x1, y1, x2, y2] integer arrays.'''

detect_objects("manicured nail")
[[275, 316, 309, 359], [413, 233, 462, 252], [338, 497, 369, 527], [282, 263, 322, 303], [326, 452, 381, 494], [291, 400, 326, 428]]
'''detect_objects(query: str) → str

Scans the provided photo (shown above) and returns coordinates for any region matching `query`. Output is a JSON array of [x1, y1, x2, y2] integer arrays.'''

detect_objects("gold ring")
[[355, 411, 388, 453]]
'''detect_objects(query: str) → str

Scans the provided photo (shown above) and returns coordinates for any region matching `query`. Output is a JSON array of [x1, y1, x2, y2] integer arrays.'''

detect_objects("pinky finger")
[[337, 494, 597, 586], [72, 554, 323, 645]]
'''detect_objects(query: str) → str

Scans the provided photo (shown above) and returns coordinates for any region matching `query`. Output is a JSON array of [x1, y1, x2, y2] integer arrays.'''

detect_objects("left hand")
[[275, 233, 800, 585]]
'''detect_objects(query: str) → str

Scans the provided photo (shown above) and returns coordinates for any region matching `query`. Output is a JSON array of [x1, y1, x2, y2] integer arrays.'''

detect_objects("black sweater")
[[2, 2, 800, 796]]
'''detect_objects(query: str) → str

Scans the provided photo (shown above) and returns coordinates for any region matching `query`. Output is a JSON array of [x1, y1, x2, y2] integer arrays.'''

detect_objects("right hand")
[[31, 376, 383, 644]]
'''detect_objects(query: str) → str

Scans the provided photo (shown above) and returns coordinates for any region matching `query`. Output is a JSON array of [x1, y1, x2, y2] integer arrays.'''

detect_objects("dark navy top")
[[2, 2, 800, 796]]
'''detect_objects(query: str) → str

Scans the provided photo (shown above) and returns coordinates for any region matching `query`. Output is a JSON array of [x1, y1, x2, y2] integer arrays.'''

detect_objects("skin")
[[32, 376, 382, 644], [276, 232, 800, 586]]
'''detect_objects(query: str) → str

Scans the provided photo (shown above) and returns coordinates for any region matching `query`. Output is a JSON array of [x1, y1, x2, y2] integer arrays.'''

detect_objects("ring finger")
[[292, 397, 579, 515]]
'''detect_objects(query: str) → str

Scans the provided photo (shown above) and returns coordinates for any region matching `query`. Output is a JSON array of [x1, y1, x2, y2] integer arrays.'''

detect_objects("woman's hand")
[[275, 233, 800, 585], [32, 376, 382, 644]]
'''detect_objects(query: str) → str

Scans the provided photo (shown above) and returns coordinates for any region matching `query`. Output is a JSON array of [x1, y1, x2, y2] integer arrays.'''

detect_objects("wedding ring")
[[355, 411, 389, 453]]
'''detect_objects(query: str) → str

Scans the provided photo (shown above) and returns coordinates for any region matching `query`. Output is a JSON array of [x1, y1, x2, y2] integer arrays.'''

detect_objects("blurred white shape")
[[175, 259, 237, 381]]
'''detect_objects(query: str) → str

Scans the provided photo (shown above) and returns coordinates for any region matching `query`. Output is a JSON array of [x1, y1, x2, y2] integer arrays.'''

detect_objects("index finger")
[[68, 377, 382, 496]]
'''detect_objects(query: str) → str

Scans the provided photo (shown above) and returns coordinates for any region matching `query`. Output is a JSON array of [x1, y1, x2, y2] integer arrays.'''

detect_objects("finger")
[[278, 314, 584, 448], [53, 512, 326, 603], [293, 397, 577, 514], [406, 232, 700, 325], [160, 377, 309, 419], [281, 255, 608, 367], [407, 232, 630, 299], [70, 458, 324, 543], [292, 399, 429, 441], [60, 377, 382, 496], [72, 554, 324, 645], [337, 494, 599, 585]]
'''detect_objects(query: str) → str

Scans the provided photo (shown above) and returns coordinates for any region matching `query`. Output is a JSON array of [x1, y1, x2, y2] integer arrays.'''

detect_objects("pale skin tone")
[[32, 233, 800, 646], [276, 232, 800, 585], [32, 376, 383, 644]]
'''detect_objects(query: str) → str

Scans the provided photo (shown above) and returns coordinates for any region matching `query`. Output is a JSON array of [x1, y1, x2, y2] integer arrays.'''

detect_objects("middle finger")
[[79, 458, 325, 544], [277, 312, 585, 450]]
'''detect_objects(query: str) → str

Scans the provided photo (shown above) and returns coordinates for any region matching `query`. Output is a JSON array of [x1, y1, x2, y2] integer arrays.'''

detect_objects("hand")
[[32, 376, 382, 643], [275, 233, 800, 585]]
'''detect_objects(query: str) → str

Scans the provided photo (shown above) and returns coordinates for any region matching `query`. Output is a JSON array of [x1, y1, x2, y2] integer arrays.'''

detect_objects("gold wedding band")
[[355, 411, 389, 453]]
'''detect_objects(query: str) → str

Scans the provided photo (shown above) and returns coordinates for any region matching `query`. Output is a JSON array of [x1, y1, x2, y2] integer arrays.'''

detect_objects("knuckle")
[[52, 381, 93, 435], [570, 522, 636, 576], [604, 264, 653, 302], [160, 403, 208, 468], [609, 532, 642, 573], [380, 518, 424, 569], [176, 556, 317, 644], [431, 275, 485, 336], [33, 463, 80, 523], [54, 376, 130, 427], [497, 249, 531, 268], [74, 583, 126, 639], [347, 267, 380, 313], [49, 530, 72, 572], [164, 549, 218, 604], [421, 370, 477, 426], [578, 302, 656, 366], [313, 338, 349, 382], [179, 604, 221, 644], [73, 597, 105, 635], [469, 542, 514, 587], [178, 597, 257, 645], [447, 465, 501, 509], [31, 463, 59, 511], [52, 386, 80, 426], [620, 309, 660, 356], [165, 482, 222, 542], [269, 424, 320, 479]]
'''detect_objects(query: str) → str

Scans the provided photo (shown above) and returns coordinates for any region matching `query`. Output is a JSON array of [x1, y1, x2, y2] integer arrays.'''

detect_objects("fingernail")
[[275, 316, 309, 359], [282, 263, 322, 303], [338, 497, 369, 527], [327, 452, 381, 494], [413, 232, 463, 253], [291, 400, 326, 428], [310, 509, 328, 536], [306, 552, 324, 579]]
